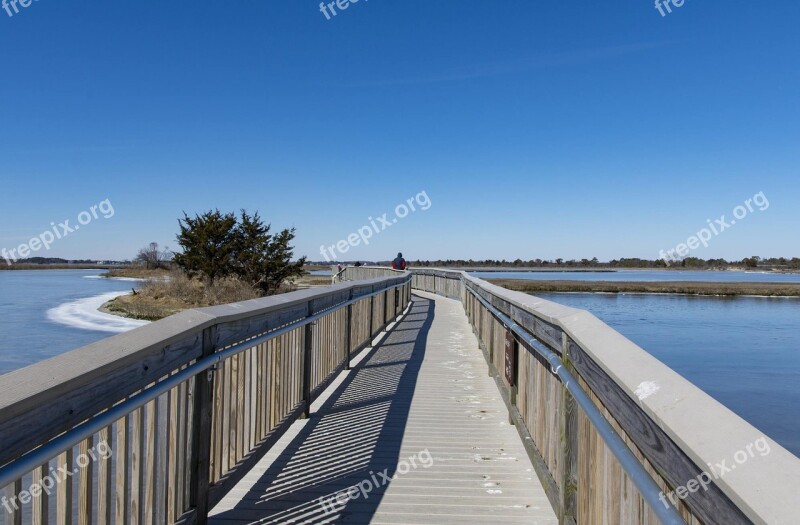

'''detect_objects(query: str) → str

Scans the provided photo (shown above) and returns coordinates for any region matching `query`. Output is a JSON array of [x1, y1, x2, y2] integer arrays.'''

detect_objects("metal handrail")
[[0, 277, 410, 489], [465, 283, 687, 525], [332, 266, 347, 283]]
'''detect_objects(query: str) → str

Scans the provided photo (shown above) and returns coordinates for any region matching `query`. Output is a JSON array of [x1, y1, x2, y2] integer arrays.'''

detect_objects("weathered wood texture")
[[0, 274, 411, 525], [412, 268, 800, 525]]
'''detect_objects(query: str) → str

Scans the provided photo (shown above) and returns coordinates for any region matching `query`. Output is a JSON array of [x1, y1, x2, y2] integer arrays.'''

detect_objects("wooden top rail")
[[411, 268, 800, 525], [0, 273, 410, 470]]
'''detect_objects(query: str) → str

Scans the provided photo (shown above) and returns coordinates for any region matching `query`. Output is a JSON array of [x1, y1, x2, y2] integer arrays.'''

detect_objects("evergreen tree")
[[173, 210, 238, 283], [173, 209, 306, 294]]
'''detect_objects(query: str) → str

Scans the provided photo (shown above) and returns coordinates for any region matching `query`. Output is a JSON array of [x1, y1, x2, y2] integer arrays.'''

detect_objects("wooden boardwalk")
[[209, 291, 557, 524]]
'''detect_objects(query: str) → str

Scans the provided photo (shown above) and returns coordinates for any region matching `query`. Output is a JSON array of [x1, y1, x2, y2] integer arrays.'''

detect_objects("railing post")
[[302, 301, 314, 419], [383, 288, 389, 327], [345, 291, 353, 371], [559, 332, 579, 525], [505, 328, 518, 425], [488, 311, 495, 369], [190, 325, 217, 525], [368, 291, 375, 339]]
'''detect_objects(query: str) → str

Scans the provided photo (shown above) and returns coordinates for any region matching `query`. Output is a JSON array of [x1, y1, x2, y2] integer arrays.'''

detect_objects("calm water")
[[471, 269, 800, 283], [535, 292, 800, 457], [0, 270, 147, 374]]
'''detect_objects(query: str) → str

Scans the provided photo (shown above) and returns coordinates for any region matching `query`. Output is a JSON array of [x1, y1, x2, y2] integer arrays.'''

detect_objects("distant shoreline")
[[489, 279, 800, 297], [0, 264, 122, 271]]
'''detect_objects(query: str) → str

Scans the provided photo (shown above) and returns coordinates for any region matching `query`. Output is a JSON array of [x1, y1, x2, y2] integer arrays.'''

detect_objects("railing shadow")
[[209, 294, 434, 524]]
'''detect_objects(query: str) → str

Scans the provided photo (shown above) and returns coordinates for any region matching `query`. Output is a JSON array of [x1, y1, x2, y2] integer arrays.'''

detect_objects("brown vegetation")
[[105, 271, 334, 321], [104, 267, 171, 279], [105, 271, 266, 320]]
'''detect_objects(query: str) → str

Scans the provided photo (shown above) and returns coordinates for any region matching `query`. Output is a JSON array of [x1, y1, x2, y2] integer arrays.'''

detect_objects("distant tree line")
[[7, 257, 129, 265], [410, 257, 800, 270]]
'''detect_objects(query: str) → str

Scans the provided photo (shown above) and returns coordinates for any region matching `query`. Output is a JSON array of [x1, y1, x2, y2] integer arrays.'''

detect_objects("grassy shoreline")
[[103, 267, 171, 279], [103, 270, 333, 321], [488, 279, 800, 297]]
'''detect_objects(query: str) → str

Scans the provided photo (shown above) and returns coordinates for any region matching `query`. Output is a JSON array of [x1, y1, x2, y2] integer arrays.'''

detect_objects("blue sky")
[[1, 1, 798, 262]]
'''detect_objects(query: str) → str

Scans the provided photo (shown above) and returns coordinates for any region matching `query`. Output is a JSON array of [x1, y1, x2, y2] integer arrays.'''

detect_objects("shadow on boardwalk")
[[210, 295, 435, 524]]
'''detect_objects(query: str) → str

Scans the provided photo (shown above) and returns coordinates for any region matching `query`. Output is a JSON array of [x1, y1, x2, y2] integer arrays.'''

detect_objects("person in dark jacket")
[[392, 252, 407, 270]]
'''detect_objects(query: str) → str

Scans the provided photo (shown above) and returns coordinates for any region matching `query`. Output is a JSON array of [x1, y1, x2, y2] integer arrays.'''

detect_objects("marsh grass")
[[106, 271, 269, 320]]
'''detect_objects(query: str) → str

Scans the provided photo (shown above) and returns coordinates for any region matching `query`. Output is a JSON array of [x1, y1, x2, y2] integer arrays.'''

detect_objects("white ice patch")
[[47, 292, 149, 333], [635, 381, 660, 401]]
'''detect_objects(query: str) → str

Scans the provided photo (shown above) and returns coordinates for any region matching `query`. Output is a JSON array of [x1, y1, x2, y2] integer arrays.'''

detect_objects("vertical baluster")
[[77, 436, 93, 525], [96, 427, 111, 525], [228, 354, 238, 471], [130, 408, 142, 525], [32, 463, 49, 525], [211, 360, 223, 484], [56, 449, 73, 525], [142, 400, 155, 525], [183, 376, 194, 514], [221, 358, 231, 476], [249, 347, 258, 451], [237, 350, 245, 462], [345, 301, 353, 370], [115, 416, 129, 525], [175, 380, 186, 518], [154, 394, 167, 525], [167, 385, 178, 525], [4, 479, 23, 525], [254, 345, 262, 443]]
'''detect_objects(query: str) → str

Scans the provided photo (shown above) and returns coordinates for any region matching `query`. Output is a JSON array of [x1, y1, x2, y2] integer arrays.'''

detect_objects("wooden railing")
[[334, 266, 406, 282], [410, 268, 800, 525], [0, 273, 412, 525]]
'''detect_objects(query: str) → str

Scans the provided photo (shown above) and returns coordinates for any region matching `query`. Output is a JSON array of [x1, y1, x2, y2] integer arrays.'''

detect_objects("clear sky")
[[1, 1, 798, 263]]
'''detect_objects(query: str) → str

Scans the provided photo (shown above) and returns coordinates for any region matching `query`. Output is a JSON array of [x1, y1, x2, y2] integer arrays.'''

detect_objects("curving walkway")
[[209, 291, 557, 524]]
